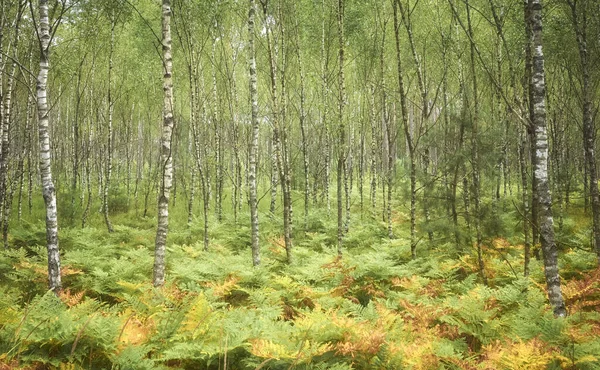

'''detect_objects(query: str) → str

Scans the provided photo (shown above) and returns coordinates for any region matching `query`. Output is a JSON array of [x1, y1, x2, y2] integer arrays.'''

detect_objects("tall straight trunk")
[[187, 137, 196, 225], [103, 19, 115, 233], [264, 2, 292, 263], [520, 125, 531, 276], [180, 34, 209, 246], [1, 1, 23, 247], [153, 0, 175, 287], [379, 24, 393, 239], [35, 0, 61, 292], [26, 45, 34, 216], [386, 108, 394, 239], [524, 0, 540, 255], [569, 0, 600, 259], [465, 0, 487, 285], [269, 133, 278, 214], [529, 0, 566, 317], [393, 0, 416, 258], [211, 41, 223, 223], [550, 111, 565, 230], [194, 68, 210, 251], [219, 35, 242, 224], [398, 0, 435, 242], [369, 84, 377, 211], [442, 32, 461, 248], [189, 64, 209, 250], [294, 12, 309, 232], [19, 69, 33, 221], [344, 127, 352, 234], [423, 149, 433, 242], [0, 1, 4, 174], [182, 50, 194, 223], [231, 79, 242, 224], [125, 105, 133, 202], [336, 0, 346, 255], [321, 0, 331, 215], [71, 58, 84, 219], [133, 112, 142, 215], [359, 110, 365, 216], [82, 84, 93, 228], [248, 0, 260, 266]]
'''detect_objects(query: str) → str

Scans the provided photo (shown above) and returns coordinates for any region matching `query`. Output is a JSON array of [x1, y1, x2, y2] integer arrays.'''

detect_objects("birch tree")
[[528, 0, 567, 316], [153, 0, 175, 287], [248, 0, 260, 266], [34, 0, 61, 292]]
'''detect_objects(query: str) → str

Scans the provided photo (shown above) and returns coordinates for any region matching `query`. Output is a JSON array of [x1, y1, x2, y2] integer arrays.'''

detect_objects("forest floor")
[[1, 193, 600, 369]]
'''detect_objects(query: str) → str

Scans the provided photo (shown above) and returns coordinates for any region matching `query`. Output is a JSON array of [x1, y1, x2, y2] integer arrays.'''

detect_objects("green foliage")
[[3, 198, 600, 369]]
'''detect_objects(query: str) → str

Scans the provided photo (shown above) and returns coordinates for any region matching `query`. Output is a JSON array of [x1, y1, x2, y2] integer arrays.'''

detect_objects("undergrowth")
[[1, 191, 600, 369]]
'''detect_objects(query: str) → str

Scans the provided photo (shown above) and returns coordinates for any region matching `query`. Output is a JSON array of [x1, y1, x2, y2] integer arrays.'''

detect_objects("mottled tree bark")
[[529, 0, 566, 317], [1, 0, 23, 247], [153, 0, 175, 287], [35, 0, 61, 292]]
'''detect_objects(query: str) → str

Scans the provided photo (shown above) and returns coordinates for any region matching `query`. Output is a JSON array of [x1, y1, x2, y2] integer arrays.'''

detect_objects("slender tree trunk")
[[153, 0, 175, 287], [264, 2, 292, 263], [393, 0, 416, 258], [336, 0, 347, 256], [36, 0, 61, 292], [294, 11, 310, 232], [0, 1, 4, 185], [359, 109, 365, 216], [188, 144, 196, 225], [524, 0, 540, 257], [386, 108, 394, 239], [1, 1, 23, 247], [82, 84, 94, 228], [19, 71, 33, 221], [569, 0, 600, 259], [465, 0, 487, 285], [529, 0, 566, 317], [71, 58, 85, 220], [211, 41, 223, 223], [321, 0, 331, 215], [248, 0, 260, 266], [269, 132, 278, 214], [103, 18, 115, 233], [27, 45, 34, 216], [188, 55, 208, 249], [520, 125, 531, 276], [369, 85, 377, 211]]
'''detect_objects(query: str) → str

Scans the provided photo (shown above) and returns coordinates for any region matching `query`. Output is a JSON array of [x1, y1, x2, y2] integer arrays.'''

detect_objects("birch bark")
[[153, 0, 175, 286], [529, 0, 566, 316], [248, 0, 260, 266], [36, 0, 61, 292]]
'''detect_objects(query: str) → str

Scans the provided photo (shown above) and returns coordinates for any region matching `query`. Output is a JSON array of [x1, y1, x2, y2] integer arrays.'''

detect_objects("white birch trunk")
[[36, 0, 61, 292], [529, 0, 566, 316], [248, 0, 260, 266], [153, 0, 175, 287]]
